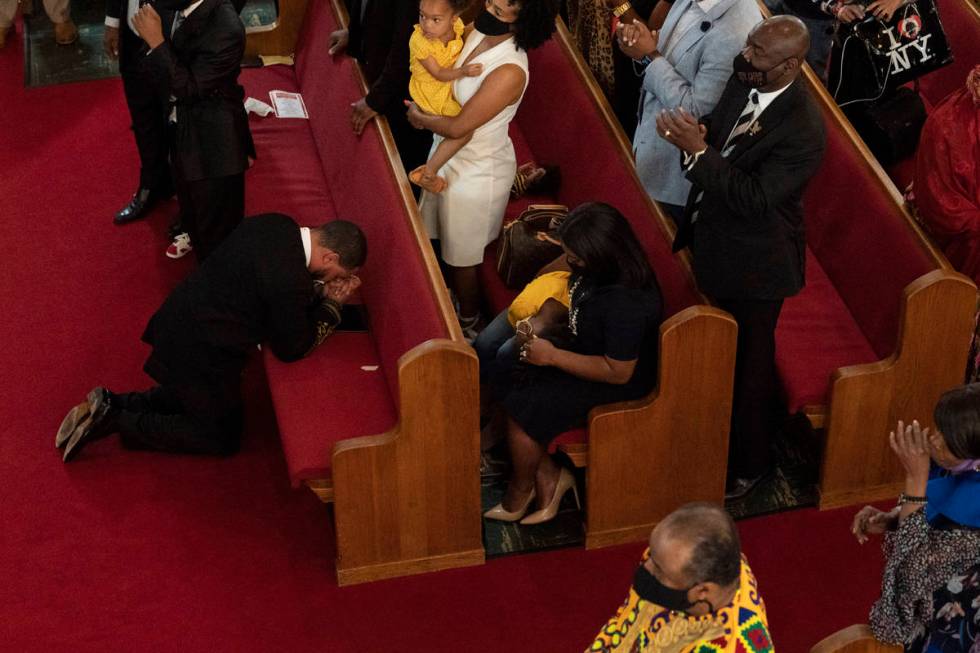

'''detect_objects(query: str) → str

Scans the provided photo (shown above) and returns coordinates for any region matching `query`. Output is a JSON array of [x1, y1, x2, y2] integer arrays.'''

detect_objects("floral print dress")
[[911, 563, 980, 653]]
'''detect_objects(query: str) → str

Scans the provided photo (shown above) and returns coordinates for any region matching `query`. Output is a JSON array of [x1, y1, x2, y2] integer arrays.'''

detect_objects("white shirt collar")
[[182, 0, 205, 17], [752, 80, 794, 116], [300, 227, 312, 267]]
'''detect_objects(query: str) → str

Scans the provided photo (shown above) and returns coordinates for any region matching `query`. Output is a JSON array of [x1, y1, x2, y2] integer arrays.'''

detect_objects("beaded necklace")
[[568, 276, 584, 335]]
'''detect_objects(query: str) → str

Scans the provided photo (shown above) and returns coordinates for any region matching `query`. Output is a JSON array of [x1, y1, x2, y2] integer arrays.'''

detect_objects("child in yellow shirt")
[[407, 0, 483, 194]]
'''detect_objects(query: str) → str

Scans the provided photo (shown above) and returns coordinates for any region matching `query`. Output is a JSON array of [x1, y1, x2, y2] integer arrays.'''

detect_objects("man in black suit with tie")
[[327, 0, 433, 174], [56, 214, 367, 462], [131, 0, 255, 261], [658, 15, 825, 499], [104, 0, 175, 225]]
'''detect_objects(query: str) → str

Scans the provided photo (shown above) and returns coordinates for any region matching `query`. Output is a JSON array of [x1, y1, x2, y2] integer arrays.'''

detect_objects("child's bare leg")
[[425, 132, 472, 177]]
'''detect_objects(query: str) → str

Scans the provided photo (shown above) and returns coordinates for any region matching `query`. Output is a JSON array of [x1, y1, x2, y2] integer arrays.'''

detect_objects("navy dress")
[[500, 275, 663, 445]]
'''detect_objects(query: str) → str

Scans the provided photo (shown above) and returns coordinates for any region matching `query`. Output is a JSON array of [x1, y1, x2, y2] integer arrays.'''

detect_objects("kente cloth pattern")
[[408, 18, 466, 116], [586, 554, 774, 653]]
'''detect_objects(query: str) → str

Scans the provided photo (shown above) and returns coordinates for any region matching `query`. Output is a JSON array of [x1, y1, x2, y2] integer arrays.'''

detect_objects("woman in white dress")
[[407, 0, 558, 338]]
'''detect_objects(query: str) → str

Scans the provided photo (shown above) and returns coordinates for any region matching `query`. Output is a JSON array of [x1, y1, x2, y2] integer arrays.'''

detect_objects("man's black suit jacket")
[[672, 77, 826, 301], [142, 0, 255, 182], [345, 0, 415, 115], [142, 213, 342, 384]]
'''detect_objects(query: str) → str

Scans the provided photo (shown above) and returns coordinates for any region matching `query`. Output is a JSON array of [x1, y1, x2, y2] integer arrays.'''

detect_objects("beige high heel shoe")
[[483, 489, 536, 522], [520, 467, 580, 525]]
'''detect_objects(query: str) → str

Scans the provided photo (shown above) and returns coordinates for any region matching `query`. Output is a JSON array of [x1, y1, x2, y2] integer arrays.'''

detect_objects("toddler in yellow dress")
[[407, 0, 483, 194]]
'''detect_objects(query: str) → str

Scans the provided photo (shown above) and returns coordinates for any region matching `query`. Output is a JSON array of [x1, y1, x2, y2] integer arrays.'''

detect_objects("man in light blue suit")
[[617, 0, 762, 220]]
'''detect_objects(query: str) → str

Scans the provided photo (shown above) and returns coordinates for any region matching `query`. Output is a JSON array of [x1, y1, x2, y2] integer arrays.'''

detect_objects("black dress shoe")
[[63, 388, 116, 462], [724, 473, 768, 501], [114, 188, 165, 224]]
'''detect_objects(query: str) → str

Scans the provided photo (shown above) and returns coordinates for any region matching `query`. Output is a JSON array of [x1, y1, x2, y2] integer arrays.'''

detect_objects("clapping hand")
[[866, 0, 904, 21], [656, 107, 708, 154], [322, 275, 361, 305], [615, 19, 658, 61], [889, 419, 931, 485], [836, 2, 866, 22], [851, 505, 898, 544]]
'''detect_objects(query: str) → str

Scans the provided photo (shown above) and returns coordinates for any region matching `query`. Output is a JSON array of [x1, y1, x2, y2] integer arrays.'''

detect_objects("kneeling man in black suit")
[[56, 214, 366, 461], [659, 15, 826, 499]]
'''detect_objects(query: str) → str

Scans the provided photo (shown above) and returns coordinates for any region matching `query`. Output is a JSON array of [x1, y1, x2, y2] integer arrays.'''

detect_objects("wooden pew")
[[811, 625, 902, 653], [478, 20, 739, 550], [244, 0, 309, 59], [240, 0, 484, 585]]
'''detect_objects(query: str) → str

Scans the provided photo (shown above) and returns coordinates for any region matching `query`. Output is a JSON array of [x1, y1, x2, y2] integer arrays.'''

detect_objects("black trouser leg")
[[120, 28, 172, 194], [717, 298, 784, 479], [176, 173, 245, 262], [116, 378, 243, 456], [386, 107, 433, 175]]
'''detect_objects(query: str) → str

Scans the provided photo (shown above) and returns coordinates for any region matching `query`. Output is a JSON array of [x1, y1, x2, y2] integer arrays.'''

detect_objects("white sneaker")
[[166, 232, 193, 259]]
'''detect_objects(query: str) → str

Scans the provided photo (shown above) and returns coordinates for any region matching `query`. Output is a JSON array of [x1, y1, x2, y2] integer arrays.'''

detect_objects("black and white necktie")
[[690, 90, 759, 223], [171, 11, 186, 35]]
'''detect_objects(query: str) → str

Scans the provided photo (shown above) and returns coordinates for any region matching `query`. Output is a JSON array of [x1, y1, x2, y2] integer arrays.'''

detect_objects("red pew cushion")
[[240, 66, 337, 224], [294, 0, 448, 399], [264, 333, 397, 486], [776, 249, 878, 412], [803, 101, 936, 360]]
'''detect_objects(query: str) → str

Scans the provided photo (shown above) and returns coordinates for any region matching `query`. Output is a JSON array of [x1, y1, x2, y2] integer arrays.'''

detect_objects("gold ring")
[[664, 129, 672, 137]]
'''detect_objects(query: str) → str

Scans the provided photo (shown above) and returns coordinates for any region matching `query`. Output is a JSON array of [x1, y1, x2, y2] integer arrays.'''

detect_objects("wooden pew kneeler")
[[810, 625, 902, 653]]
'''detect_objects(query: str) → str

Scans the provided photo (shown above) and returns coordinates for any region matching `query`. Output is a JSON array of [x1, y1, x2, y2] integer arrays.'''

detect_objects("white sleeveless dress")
[[419, 29, 530, 267]]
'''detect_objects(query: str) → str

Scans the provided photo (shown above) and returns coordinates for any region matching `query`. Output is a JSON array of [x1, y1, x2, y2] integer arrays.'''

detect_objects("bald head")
[[754, 14, 810, 61], [658, 503, 741, 588]]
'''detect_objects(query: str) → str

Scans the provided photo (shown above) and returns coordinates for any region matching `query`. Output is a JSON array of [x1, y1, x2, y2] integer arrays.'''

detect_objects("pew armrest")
[[582, 306, 738, 549], [329, 339, 484, 585], [818, 270, 977, 508], [810, 625, 902, 653]]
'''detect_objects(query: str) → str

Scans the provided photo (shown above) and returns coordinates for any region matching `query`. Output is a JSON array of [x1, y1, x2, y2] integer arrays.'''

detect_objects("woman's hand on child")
[[462, 63, 484, 77], [404, 100, 427, 129], [520, 338, 556, 366]]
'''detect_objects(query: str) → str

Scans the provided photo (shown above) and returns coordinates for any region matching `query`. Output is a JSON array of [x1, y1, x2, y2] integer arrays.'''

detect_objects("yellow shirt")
[[408, 19, 465, 117], [508, 272, 572, 327]]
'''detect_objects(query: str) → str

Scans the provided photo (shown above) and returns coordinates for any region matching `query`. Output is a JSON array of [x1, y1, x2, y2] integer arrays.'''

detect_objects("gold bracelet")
[[612, 1, 632, 17]]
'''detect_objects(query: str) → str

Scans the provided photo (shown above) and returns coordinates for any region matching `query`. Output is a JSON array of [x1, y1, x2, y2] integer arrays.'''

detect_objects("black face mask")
[[633, 564, 697, 613], [475, 8, 512, 36], [732, 52, 784, 89], [152, 0, 195, 11]]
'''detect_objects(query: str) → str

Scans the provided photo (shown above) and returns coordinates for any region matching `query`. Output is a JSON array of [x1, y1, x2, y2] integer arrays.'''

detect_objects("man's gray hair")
[[662, 502, 742, 587]]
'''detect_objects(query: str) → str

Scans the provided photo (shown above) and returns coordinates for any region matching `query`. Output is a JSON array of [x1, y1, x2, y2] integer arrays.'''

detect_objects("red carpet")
[[0, 28, 885, 652]]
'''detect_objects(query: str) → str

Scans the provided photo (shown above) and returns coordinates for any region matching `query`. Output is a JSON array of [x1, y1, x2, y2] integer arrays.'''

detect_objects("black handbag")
[[843, 0, 952, 85], [831, 0, 953, 105], [861, 86, 927, 163]]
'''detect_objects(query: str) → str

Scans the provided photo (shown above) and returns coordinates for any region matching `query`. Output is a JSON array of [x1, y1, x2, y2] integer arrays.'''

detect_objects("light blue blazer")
[[633, 0, 762, 206]]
